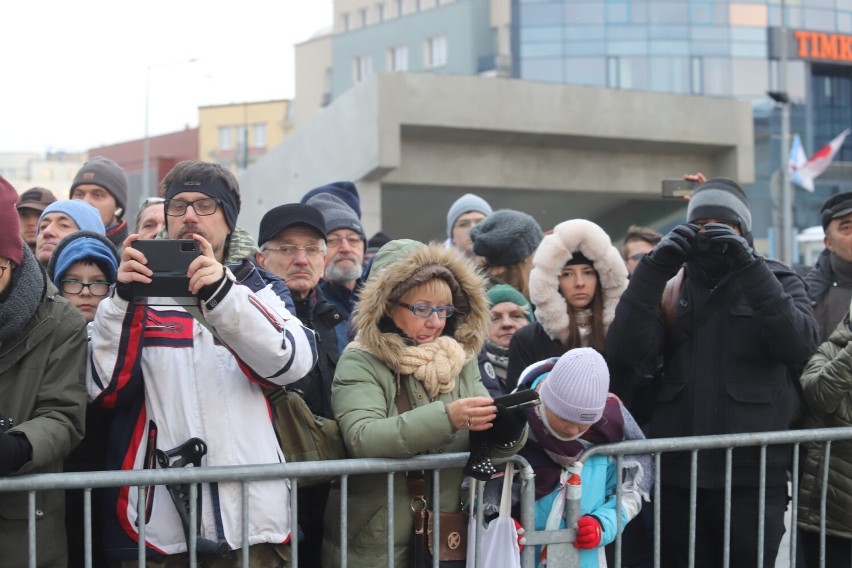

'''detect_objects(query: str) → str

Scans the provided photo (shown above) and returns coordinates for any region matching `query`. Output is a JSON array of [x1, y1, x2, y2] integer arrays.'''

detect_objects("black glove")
[[0, 432, 31, 474], [644, 224, 698, 275], [702, 223, 756, 270], [489, 407, 528, 448]]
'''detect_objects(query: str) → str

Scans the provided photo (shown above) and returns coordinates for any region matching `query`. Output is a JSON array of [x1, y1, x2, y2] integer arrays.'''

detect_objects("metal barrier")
[[0, 453, 539, 568], [3, 427, 852, 568]]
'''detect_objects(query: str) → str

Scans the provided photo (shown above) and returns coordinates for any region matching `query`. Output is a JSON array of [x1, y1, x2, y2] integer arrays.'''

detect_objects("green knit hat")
[[487, 284, 535, 322]]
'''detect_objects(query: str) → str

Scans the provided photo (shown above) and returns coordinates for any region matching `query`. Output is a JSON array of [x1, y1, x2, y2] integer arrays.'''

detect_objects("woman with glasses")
[[46, 229, 120, 568], [323, 240, 527, 568]]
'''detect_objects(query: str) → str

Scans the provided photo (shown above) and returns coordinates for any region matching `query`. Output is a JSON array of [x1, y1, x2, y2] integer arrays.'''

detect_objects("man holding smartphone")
[[90, 161, 318, 566]]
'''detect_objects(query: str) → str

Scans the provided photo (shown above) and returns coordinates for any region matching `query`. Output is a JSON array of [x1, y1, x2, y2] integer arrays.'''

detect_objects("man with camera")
[[89, 161, 318, 566], [606, 178, 819, 568]]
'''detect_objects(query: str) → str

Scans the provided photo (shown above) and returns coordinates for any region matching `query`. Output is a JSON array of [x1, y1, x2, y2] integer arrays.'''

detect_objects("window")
[[396, 0, 404, 17], [359, 8, 368, 27], [388, 45, 409, 71], [342, 12, 351, 31], [251, 123, 267, 148], [353, 55, 374, 82], [218, 126, 232, 150], [377, 3, 385, 22], [424, 35, 448, 68]]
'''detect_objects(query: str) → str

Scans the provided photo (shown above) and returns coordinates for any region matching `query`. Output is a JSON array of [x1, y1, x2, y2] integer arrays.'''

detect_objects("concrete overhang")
[[238, 72, 753, 242]]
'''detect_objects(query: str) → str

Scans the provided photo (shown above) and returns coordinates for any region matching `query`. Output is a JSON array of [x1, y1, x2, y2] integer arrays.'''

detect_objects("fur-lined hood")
[[351, 242, 490, 373], [529, 219, 628, 343]]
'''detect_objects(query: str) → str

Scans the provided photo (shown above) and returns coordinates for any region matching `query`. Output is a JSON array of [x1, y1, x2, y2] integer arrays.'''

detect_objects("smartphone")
[[493, 389, 540, 411], [662, 179, 698, 199], [129, 239, 200, 301]]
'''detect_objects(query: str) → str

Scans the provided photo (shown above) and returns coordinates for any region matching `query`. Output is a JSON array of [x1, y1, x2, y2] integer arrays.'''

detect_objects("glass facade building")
[[515, 0, 852, 256]]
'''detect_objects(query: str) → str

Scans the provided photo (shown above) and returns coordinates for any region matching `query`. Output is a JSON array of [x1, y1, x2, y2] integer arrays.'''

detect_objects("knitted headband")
[[165, 178, 239, 231]]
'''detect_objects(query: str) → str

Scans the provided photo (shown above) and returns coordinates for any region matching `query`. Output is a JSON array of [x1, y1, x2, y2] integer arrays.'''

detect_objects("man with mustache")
[[305, 190, 367, 351], [255, 202, 341, 567], [89, 161, 318, 566]]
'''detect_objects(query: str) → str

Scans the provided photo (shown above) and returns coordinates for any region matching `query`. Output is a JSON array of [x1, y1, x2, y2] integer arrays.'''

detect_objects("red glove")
[[574, 515, 602, 549]]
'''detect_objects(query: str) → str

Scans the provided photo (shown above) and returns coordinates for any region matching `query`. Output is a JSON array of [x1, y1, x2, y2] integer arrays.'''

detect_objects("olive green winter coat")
[[0, 280, 87, 567], [798, 314, 852, 538], [322, 242, 525, 568]]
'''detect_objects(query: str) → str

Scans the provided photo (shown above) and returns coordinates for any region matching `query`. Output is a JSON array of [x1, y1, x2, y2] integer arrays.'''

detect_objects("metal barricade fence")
[[3, 427, 852, 568], [0, 453, 540, 568]]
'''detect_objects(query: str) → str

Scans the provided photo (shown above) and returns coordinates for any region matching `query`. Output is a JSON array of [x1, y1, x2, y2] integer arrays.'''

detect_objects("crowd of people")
[[2, 157, 852, 568]]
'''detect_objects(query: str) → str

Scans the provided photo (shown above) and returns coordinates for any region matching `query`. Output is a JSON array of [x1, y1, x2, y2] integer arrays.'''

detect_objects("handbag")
[[408, 471, 468, 567], [467, 461, 522, 568], [267, 387, 347, 487], [397, 383, 467, 567]]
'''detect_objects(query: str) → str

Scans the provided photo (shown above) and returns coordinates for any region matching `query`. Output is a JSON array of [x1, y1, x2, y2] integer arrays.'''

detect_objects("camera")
[[129, 239, 201, 305], [690, 223, 734, 256]]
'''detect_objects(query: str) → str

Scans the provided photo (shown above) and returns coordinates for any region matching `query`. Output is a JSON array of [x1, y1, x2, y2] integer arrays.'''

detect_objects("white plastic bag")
[[467, 461, 522, 568]]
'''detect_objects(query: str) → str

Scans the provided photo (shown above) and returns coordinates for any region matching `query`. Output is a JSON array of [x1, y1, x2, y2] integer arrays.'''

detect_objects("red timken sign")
[[794, 31, 852, 62]]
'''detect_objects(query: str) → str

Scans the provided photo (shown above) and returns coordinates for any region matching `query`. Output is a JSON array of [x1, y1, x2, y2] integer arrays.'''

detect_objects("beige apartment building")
[[198, 100, 294, 172]]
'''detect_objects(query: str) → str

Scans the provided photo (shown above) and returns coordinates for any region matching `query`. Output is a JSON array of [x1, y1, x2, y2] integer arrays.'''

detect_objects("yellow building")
[[198, 100, 293, 172]]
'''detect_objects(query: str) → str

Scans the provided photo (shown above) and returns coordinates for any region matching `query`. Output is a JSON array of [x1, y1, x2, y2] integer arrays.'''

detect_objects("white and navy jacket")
[[89, 263, 318, 559]]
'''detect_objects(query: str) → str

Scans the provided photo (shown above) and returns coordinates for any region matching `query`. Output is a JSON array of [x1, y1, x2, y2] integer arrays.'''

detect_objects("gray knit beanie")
[[446, 193, 492, 239], [306, 193, 366, 239], [539, 347, 609, 424], [686, 177, 751, 233], [70, 156, 129, 215], [470, 209, 543, 266]]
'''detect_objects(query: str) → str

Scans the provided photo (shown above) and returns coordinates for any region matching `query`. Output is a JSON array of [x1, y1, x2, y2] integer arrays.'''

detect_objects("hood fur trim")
[[351, 244, 490, 372], [529, 219, 628, 343]]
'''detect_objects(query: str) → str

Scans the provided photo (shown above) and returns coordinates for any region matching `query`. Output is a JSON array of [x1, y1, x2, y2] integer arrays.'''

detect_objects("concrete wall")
[[238, 72, 753, 243]]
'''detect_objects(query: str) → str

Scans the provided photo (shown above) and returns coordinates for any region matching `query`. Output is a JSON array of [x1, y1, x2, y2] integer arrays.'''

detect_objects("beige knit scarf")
[[397, 336, 468, 398]]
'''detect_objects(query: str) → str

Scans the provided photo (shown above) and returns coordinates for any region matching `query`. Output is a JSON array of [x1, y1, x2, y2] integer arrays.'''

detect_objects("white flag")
[[790, 129, 851, 192]]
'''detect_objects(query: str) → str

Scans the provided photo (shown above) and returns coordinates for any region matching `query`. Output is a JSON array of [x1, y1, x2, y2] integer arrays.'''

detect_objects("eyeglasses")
[[263, 244, 325, 258], [0, 259, 11, 278], [165, 197, 221, 217], [396, 301, 455, 319], [60, 280, 112, 296], [455, 217, 485, 230], [326, 235, 363, 248]]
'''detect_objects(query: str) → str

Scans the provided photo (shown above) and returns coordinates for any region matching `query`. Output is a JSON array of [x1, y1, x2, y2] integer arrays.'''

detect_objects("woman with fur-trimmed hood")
[[322, 240, 527, 568], [506, 219, 628, 391]]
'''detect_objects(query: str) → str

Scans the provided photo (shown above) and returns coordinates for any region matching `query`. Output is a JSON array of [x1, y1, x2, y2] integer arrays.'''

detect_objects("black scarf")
[[0, 247, 46, 342]]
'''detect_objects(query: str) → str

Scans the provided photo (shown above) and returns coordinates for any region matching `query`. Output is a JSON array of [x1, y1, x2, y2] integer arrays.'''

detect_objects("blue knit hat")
[[300, 181, 361, 220], [446, 193, 492, 239], [38, 200, 105, 235], [48, 230, 120, 286]]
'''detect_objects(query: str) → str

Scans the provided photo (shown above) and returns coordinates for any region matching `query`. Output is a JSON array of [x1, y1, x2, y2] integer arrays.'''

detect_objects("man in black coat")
[[255, 203, 342, 566], [805, 191, 852, 341], [606, 178, 819, 568]]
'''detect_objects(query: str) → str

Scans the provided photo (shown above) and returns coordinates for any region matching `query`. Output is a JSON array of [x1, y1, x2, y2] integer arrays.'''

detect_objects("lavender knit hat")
[[539, 347, 609, 424]]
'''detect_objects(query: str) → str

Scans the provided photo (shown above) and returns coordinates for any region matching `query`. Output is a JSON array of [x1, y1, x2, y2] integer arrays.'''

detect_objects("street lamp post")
[[779, 0, 792, 266], [141, 58, 198, 201], [768, 0, 792, 265]]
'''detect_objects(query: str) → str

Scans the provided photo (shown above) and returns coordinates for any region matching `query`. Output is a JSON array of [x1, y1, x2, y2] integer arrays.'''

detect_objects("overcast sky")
[[1, 0, 333, 154]]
